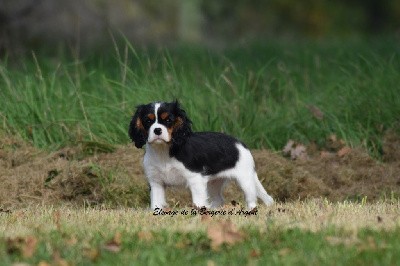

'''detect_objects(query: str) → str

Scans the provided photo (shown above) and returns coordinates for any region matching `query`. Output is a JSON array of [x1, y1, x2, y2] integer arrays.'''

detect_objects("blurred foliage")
[[0, 0, 399, 55], [201, 0, 400, 40]]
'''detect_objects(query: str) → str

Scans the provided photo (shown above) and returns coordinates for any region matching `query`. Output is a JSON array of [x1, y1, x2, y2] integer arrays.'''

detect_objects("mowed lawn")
[[1, 200, 400, 265]]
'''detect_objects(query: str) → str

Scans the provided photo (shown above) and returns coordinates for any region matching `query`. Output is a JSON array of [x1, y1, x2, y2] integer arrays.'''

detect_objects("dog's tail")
[[255, 176, 274, 206]]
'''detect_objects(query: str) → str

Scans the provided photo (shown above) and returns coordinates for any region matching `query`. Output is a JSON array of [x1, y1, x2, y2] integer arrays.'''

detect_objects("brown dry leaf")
[[337, 146, 352, 157], [282, 140, 308, 160], [282, 140, 295, 155], [137, 231, 153, 242], [103, 232, 122, 253], [307, 105, 324, 120], [37, 262, 51, 266], [22, 236, 38, 258], [291, 144, 308, 160], [103, 242, 120, 253], [207, 220, 245, 250]]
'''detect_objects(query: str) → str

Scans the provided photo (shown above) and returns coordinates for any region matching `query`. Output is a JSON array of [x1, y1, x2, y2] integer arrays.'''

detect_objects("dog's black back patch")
[[170, 132, 243, 175]]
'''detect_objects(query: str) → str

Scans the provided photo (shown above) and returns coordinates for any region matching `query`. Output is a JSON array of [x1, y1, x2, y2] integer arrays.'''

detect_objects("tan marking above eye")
[[147, 114, 155, 120], [160, 112, 169, 120]]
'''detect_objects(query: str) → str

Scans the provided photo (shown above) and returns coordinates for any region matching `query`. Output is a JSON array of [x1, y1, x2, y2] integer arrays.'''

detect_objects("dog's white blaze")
[[154, 102, 161, 122], [148, 102, 170, 143]]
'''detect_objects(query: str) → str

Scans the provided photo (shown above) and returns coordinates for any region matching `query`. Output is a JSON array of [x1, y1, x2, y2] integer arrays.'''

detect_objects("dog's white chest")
[[143, 148, 188, 186]]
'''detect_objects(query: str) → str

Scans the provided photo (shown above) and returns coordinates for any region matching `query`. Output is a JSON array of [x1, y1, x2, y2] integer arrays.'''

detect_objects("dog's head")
[[129, 100, 192, 148]]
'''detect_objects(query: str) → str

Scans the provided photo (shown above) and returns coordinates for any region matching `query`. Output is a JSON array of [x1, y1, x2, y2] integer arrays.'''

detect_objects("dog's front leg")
[[149, 181, 167, 209], [187, 175, 209, 208]]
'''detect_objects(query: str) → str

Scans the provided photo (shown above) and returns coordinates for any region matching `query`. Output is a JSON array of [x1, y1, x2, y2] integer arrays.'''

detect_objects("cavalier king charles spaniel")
[[129, 101, 274, 209]]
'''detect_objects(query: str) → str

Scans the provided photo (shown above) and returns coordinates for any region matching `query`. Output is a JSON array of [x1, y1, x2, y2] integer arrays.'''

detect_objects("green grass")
[[1, 38, 399, 154], [2, 228, 400, 265], [1, 201, 400, 265]]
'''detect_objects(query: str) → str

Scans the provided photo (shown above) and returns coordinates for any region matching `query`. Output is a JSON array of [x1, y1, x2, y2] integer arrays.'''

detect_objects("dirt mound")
[[0, 135, 148, 208], [382, 128, 400, 162], [1, 134, 400, 209]]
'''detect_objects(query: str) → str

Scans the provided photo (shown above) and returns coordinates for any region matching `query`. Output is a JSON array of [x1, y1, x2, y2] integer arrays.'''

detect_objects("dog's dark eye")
[[145, 118, 153, 124], [165, 118, 171, 123]]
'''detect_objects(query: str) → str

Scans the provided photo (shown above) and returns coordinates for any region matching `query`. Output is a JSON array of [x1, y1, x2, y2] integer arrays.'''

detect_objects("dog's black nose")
[[154, 128, 162, 135]]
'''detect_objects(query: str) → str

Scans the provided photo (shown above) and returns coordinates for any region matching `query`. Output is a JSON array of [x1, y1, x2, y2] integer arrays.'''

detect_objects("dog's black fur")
[[129, 101, 242, 176]]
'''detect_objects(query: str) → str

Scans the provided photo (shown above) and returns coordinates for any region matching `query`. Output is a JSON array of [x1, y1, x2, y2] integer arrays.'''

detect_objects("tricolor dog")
[[129, 101, 274, 209]]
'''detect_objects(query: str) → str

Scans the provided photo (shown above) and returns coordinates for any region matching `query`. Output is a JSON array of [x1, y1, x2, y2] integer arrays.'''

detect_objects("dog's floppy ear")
[[171, 100, 192, 147], [129, 105, 147, 148]]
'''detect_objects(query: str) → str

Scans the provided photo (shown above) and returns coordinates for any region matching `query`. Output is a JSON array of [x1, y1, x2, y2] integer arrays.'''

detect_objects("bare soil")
[[1, 133, 400, 209]]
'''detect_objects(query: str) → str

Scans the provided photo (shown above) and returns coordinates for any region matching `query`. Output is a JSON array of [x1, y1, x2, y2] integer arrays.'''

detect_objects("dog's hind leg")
[[208, 179, 226, 208], [233, 144, 274, 209], [235, 174, 258, 209], [254, 174, 274, 206]]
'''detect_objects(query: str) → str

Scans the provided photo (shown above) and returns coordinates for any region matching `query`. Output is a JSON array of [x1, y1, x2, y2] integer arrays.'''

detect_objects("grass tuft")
[[1, 39, 400, 156]]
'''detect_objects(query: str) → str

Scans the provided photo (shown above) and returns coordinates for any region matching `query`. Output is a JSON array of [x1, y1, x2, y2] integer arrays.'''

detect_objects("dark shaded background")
[[1, 0, 400, 55]]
